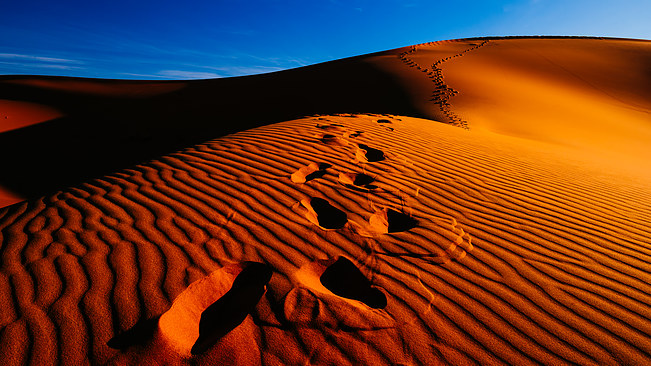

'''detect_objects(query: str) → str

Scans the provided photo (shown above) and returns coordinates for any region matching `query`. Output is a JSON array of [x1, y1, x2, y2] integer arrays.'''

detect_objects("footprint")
[[157, 262, 272, 356], [319, 133, 348, 146], [291, 162, 331, 184], [300, 197, 348, 230], [369, 208, 417, 233], [376, 119, 392, 124], [319, 257, 387, 309], [316, 123, 344, 130], [355, 144, 385, 162], [338, 172, 376, 189], [343, 130, 363, 138], [283, 256, 393, 329]]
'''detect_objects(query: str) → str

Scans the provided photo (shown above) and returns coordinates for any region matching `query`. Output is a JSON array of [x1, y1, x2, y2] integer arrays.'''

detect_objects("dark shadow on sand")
[[309, 198, 348, 229], [320, 257, 387, 309], [0, 54, 424, 204], [191, 262, 272, 355], [386, 209, 418, 233], [107, 316, 160, 350]]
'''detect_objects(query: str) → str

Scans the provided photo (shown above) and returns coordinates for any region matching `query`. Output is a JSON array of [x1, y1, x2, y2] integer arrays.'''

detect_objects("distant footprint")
[[369, 208, 417, 233], [376, 119, 392, 124], [315, 123, 344, 130], [338, 172, 376, 190], [283, 256, 393, 329], [300, 197, 348, 230], [291, 162, 331, 184], [355, 144, 385, 162], [319, 133, 348, 146], [157, 262, 272, 356], [343, 130, 363, 138]]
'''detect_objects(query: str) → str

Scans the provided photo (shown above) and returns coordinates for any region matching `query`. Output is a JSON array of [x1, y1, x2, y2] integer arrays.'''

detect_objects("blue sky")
[[1, 0, 649, 79]]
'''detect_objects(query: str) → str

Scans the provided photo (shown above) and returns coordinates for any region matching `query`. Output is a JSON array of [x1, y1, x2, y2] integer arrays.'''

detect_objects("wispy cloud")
[[204, 65, 285, 76], [0, 60, 82, 72], [118, 72, 169, 79], [157, 70, 221, 79], [0, 53, 84, 74], [0, 53, 82, 64]]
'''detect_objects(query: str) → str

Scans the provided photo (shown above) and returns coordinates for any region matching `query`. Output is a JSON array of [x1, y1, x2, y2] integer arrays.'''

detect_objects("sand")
[[0, 37, 650, 365]]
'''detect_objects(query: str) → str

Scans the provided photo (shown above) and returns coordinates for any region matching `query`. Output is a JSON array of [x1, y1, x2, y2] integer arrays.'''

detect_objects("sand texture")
[[1, 37, 650, 365]]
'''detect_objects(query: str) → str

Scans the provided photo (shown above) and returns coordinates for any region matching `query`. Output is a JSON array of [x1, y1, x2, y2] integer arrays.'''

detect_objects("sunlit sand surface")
[[0, 37, 650, 365]]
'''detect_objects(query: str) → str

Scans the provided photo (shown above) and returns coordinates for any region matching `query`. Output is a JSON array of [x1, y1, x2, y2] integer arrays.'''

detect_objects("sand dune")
[[1, 37, 650, 365]]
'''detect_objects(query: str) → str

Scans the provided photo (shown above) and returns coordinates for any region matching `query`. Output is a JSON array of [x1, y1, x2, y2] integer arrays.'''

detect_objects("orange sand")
[[0, 37, 650, 365], [0, 99, 62, 133]]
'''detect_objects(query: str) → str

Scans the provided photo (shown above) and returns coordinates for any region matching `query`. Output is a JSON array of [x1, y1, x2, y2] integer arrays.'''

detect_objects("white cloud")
[[205, 65, 285, 76], [0, 53, 82, 64], [0, 60, 81, 71], [157, 70, 221, 79]]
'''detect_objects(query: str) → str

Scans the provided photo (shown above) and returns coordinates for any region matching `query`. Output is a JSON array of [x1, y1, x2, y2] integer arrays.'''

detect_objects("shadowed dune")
[[0, 53, 424, 202], [1, 37, 651, 365]]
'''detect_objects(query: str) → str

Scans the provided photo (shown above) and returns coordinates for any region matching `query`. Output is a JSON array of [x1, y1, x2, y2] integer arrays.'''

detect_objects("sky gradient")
[[1, 0, 650, 79]]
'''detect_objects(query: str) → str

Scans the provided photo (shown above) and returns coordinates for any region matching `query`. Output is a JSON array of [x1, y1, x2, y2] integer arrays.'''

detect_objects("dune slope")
[[0, 37, 650, 365]]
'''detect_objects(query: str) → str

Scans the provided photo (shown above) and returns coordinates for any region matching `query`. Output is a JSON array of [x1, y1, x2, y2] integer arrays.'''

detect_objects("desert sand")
[[0, 37, 650, 365]]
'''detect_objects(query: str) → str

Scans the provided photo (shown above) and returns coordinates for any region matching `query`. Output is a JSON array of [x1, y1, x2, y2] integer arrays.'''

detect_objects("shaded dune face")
[[0, 53, 422, 203], [0, 37, 650, 365]]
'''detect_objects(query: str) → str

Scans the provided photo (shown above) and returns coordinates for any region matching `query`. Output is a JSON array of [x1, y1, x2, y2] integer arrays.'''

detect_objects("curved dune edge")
[[0, 113, 650, 365], [0, 99, 62, 133], [0, 186, 23, 209]]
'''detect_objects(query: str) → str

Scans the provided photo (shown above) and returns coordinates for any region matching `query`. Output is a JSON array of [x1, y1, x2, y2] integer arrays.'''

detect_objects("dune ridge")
[[1, 112, 650, 365]]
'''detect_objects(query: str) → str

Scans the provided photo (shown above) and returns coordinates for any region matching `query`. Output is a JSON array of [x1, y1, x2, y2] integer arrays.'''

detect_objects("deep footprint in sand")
[[291, 162, 331, 183], [300, 197, 348, 230], [343, 130, 363, 138], [315, 123, 344, 130], [319, 257, 387, 309], [319, 133, 348, 146], [356, 144, 385, 162], [157, 262, 272, 356], [338, 171, 376, 189], [284, 256, 393, 329], [369, 208, 417, 233]]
